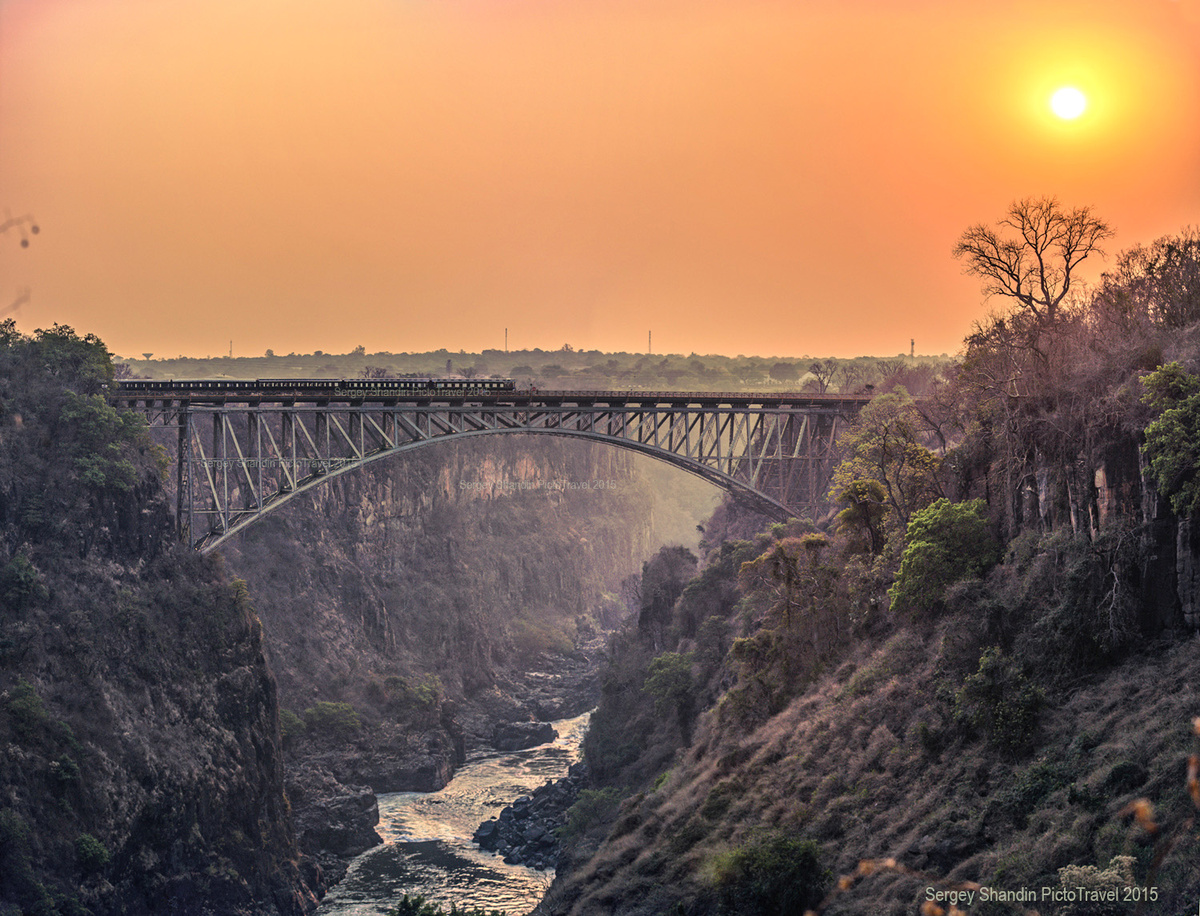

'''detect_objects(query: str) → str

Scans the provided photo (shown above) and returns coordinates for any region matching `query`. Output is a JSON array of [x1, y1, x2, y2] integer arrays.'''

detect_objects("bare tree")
[[954, 197, 1113, 325], [1093, 227, 1200, 331], [807, 358, 838, 393], [835, 362, 868, 393]]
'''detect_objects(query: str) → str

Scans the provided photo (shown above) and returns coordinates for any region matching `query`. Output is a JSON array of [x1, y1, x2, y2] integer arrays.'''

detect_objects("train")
[[114, 377, 518, 394]]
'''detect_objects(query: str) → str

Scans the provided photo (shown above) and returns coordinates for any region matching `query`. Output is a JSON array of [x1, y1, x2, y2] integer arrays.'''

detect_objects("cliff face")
[[0, 326, 316, 916], [1041, 433, 1200, 636], [1, 552, 318, 916]]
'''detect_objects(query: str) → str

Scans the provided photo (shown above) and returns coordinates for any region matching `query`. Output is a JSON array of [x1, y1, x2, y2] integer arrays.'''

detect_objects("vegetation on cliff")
[[0, 322, 314, 915], [541, 216, 1200, 915]]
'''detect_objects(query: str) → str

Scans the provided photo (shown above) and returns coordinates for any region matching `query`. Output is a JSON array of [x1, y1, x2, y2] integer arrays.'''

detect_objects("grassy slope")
[[545, 564, 1200, 916]]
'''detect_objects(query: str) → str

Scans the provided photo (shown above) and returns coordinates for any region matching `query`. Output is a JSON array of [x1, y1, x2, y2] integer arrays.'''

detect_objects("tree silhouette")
[[954, 197, 1112, 325]]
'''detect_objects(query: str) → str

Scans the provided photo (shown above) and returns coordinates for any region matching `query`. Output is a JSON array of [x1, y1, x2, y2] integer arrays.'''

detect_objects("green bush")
[[383, 674, 443, 713], [49, 754, 81, 791], [279, 709, 306, 743], [889, 498, 999, 616], [707, 834, 830, 915], [302, 701, 362, 738], [954, 647, 1044, 754], [1103, 760, 1148, 795], [643, 652, 694, 715], [1, 555, 48, 611], [701, 779, 742, 821], [5, 678, 50, 740], [1141, 362, 1200, 514], [643, 652, 697, 744], [75, 833, 110, 875], [561, 787, 623, 840], [0, 810, 54, 912], [988, 759, 1072, 828], [508, 614, 574, 661]]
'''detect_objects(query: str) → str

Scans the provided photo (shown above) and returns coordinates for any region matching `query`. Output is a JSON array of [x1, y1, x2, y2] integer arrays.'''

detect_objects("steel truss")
[[122, 396, 860, 552]]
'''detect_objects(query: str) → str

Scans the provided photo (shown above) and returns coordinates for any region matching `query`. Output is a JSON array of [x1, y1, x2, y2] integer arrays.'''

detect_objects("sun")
[[1049, 86, 1087, 120]]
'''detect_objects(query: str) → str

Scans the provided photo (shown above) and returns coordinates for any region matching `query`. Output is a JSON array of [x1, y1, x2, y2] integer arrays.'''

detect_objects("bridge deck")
[[113, 385, 872, 409]]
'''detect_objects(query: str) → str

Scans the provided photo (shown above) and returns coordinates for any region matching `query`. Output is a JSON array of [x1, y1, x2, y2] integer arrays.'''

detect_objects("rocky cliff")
[[0, 325, 317, 915]]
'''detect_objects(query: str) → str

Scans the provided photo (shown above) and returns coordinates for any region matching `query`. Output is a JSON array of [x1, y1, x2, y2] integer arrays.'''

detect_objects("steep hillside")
[[542, 527, 1200, 916], [0, 323, 316, 915], [539, 224, 1200, 916]]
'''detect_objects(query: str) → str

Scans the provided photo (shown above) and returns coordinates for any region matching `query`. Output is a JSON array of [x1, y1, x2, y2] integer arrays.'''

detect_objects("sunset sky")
[[1, 0, 1198, 360]]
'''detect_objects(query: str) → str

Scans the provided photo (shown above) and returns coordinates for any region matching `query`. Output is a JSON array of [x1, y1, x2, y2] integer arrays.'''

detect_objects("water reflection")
[[317, 712, 589, 916]]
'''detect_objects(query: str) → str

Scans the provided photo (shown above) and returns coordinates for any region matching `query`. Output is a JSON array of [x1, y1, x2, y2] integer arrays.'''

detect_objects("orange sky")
[[1, 0, 1198, 360]]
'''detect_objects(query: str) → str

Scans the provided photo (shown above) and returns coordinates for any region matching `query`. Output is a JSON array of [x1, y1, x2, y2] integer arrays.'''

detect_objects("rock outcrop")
[[473, 764, 589, 871], [286, 768, 382, 886]]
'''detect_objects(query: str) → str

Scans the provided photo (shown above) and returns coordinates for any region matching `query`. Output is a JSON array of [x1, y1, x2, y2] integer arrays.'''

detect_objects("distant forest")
[[117, 348, 950, 397]]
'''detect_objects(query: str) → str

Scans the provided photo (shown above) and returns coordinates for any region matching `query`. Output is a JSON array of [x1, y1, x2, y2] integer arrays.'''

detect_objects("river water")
[[315, 711, 589, 916]]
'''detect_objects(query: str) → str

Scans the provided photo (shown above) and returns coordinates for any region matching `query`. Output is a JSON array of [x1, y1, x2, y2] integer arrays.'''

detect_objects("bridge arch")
[[197, 427, 795, 553]]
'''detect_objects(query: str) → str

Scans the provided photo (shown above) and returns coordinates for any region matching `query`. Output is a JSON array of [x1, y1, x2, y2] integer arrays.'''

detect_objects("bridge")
[[112, 382, 870, 552]]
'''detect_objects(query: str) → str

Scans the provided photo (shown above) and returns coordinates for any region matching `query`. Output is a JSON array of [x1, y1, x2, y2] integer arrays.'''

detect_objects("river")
[[315, 711, 589, 916]]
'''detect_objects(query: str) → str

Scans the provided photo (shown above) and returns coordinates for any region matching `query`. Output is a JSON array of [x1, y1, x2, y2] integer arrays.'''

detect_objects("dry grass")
[[549, 620, 1200, 916]]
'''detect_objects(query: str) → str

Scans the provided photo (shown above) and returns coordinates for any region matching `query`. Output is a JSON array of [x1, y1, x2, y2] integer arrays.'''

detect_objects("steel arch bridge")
[[113, 384, 869, 553]]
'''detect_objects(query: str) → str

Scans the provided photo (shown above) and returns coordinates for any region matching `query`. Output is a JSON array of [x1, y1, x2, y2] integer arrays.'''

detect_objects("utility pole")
[[505, 328, 508, 352], [648, 330, 652, 355]]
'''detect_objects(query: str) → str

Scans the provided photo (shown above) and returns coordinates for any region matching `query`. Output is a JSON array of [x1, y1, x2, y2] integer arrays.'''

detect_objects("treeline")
[[119, 348, 949, 396]]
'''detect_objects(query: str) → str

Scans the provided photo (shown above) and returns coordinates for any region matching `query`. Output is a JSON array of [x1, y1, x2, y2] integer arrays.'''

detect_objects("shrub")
[[279, 709, 306, 743], [696, 615, 731, 672], [561, 787, 623, 840], [383, 674, 443, 714], [509, 614, 574, 661], [1141, 362, 1200, 514], [1013, 527, 1140, 682], [889, 498, 999, 616], [49, 754, 81, 790], [5, 678, 50, 740], [1055, 856, 1136, 916], [0, 810, 54, 912], [954, 647, 1044, 754], [1103, 760, 1148, 795], [302, 701, 362, 738], [701, 779, 743, 821], [75, 833, 110, 875], [0, 555, 48, 611], [643, 652, 697, 745], [988, 758, 1072, 828], [643, 652, 694, 715], [707, 834, 830, 915]]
